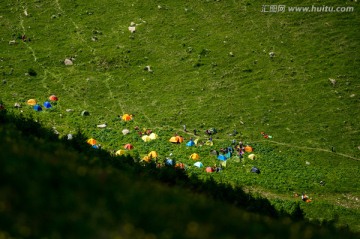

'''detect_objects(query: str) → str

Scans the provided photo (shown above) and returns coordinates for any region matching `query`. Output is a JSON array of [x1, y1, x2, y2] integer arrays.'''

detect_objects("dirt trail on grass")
[[262, 140, 360, 161]]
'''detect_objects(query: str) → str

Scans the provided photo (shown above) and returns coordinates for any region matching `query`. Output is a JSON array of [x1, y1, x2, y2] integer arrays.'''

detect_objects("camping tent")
[[43, 101, 52, 109], [169, 136, 184, 143], [124, 144, 134, 150], [49, 95, 58, 101], [165, 159, 174, 166], [186, 140, 195, 147], [210, 150, 219, 156], [248, 154, 256, 160], [175, 163, 185, 169], [250, 166, 260, 174], [115, 149, 126, 156], [122, 129, 130, 135], [148, 151, 158, 159], [149, 133, 158, 140], [206, 167, 214, 173], [194, 162, 203, 168], [142, 156, 151, 162], [122, 114, 132, 121], [205, 140, 213, 146], [33, 104, 42, 112], [217, 155, 227, 161], [87, 138, 97, 145], [225, 151, 232, 159], [245, 145, 253, 153], [142, 135, 151, 142], [190, 153, 200, 160], [27, 99, 37, 106]]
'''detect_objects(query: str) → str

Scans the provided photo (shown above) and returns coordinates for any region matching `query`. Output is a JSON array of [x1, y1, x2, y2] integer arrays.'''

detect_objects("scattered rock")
[[229, 52, 234, 57], [144, 65, 153, 72], [52, 127, 59, 135], [81, 110, 90, 116], [329, 78, 336, 86], [64, 58, 73, 66], [97, 123, 107, 128], [269, 52, 275, 58], [128, 26, 136, 33]]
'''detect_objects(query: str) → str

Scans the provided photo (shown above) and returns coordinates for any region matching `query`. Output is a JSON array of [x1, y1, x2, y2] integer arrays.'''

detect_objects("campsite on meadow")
[[0, 0, 359, 238]]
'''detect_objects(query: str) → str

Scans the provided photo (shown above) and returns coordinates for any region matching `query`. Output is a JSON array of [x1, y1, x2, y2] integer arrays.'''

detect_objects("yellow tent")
[[205, 140, 213, 146], [190, 153, 200, 160], [248, 154, 256, 160], [115, 149, 126, 156], [149, 133, 158, 140], [122, 114, 133, 121], [142, 155, 151, 162], [87, 138, 97, 145], [169, 136, 184, 143], [148, 151, 158, 159], [142, 135, 151, 142], [27, 99, 37, 106], [194, 138, 199, 145]]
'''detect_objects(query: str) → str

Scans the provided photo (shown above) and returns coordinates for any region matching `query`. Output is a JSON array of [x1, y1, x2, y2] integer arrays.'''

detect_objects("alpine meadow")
[[0, 0, 359, 238]]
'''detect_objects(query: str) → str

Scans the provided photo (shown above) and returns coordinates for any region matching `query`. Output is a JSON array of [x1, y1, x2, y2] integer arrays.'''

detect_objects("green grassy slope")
[[0, 0, 359, 234], [0, 112, 358, 239]]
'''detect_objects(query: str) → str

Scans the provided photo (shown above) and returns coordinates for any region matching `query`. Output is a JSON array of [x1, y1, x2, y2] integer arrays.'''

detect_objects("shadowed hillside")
[[0, 110, 359, 238]]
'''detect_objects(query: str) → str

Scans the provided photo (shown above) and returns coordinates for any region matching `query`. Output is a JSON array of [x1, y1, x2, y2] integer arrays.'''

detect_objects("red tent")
[[49, 95, 58, 101], [124, 144, 134, 150]]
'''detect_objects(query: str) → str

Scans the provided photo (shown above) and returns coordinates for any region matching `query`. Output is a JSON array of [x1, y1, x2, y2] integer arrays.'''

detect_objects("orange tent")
[[175, 163, 185, 169], [190, 153, 200, 160], [87, 138, 97, 145], [169, 136, 184, 143], [245, 145, 253, 153], [124, 144, 134, 150], [49, 95, 58, 101], [27, 99, 37, 106], [122, 114, 133, 121]]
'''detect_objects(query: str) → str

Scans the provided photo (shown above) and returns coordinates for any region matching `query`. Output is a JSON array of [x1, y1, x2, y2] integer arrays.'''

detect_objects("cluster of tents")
[[26, 95, 59, 111], [85, 113, 262, 174]]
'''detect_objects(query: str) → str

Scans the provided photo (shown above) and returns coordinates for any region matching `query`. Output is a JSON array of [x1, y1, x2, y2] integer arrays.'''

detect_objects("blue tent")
[[33, 104, 42, 112], [217, 154, 227, 161], [186, 140, 195, 147], [250, 166, 260, 174], [225, 151, 232, 158], [165, 159, 174, 166], [43, 101, 52, 109], [194, 162, 203, 168]]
